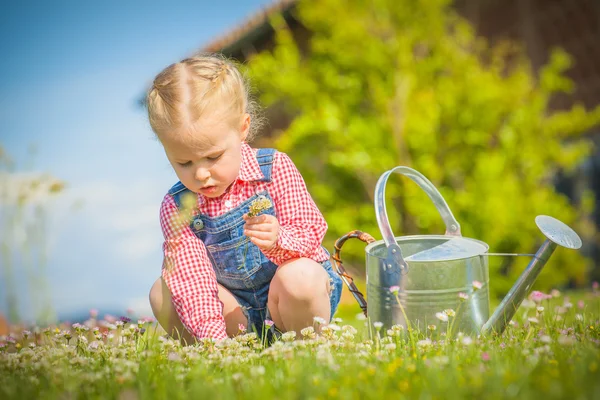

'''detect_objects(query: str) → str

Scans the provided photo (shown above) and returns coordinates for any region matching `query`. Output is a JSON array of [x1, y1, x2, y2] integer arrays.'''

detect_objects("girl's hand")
[[243, 214, 280, 251]]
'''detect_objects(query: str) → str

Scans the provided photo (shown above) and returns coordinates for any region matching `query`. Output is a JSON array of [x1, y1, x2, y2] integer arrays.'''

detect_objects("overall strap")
[[256, 148, 277, 183], [167, 181, 191, 210]]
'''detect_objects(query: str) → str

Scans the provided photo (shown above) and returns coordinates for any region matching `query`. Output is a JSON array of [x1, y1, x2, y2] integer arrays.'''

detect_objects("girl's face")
[[161, 113, 250, 198]]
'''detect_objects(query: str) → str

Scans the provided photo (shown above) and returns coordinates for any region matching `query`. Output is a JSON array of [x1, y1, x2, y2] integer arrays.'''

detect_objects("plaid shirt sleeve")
[[159, 194, 227, 341], [261, 152, 328, 264]]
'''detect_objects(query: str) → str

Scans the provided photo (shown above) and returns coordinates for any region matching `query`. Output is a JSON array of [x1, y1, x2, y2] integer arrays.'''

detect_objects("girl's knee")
[[272, 258, 330, 301]]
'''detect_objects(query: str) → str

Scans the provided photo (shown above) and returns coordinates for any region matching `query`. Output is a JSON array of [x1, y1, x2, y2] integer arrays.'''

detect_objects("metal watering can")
[[333, 166, 582, 335]]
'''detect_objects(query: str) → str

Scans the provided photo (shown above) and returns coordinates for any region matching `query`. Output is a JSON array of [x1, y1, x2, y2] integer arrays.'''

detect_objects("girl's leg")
[[149, 277, 247, 344], [267, 258, 332, 334]]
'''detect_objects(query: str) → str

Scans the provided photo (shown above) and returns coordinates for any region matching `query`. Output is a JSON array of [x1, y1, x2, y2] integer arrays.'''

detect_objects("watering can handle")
[[332, 230, 376, 317], [375, 166, 462, 267]]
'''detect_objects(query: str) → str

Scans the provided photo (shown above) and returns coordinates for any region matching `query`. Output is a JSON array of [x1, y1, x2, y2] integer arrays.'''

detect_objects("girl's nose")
[[195, 167, 210, 182]]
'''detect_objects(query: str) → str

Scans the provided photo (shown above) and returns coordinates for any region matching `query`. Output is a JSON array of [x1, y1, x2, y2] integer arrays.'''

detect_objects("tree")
[[246, 0, 600, 298]]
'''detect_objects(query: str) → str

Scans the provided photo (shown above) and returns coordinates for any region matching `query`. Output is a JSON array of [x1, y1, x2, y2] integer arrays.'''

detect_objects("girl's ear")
[[240, 113, 251, 141]]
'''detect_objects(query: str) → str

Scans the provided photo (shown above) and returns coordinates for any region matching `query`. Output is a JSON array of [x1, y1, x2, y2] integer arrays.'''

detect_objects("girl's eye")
[[207, 153, 223, 161], [178, 161, 192, 167]]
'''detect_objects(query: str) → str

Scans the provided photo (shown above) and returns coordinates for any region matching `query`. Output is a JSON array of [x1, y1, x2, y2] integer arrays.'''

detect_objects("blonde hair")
[[146, 53, 261, 140]]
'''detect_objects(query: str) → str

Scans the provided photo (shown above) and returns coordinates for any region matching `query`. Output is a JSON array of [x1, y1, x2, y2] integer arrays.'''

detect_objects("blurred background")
[[1, 0, 599, 327]]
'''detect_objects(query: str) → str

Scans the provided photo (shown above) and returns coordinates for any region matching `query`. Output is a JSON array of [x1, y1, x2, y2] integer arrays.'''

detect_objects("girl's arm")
[[260, 152, 329, 264], [159, 194, 227, 341]]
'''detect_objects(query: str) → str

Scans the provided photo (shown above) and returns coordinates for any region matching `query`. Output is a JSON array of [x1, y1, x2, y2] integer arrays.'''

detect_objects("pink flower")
[[593, 281, 599, 291], [458, 292, 469, 301], [264, 319, 275, 328], [481, 352, 490, 362], [528, 290, 552, 303], [89, 309, 98, 319], [104, 314, 117, 323], [389, 286, 400, 295], [238, 324, 247, 333], [472, 281, 483, 291]]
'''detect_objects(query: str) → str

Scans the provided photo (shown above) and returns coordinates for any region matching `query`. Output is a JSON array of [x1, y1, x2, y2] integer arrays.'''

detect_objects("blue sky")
[[0, 0, 275, 322]]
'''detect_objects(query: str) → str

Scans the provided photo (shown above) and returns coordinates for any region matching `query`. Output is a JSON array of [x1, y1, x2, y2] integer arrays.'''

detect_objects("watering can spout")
[[481, 216, 582, 335]]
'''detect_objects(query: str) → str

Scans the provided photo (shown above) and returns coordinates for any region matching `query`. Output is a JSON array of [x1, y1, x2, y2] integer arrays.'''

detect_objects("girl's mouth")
[[199, 186, 217, 195]]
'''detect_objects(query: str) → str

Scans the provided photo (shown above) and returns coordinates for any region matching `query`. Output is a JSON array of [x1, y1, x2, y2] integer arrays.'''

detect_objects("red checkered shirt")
[[159, 143, 329, 340]]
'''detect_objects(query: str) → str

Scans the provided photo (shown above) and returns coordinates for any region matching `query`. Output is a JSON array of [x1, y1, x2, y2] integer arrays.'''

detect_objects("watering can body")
[[333, 166, 582, 335], [364, 235, 490, 334]]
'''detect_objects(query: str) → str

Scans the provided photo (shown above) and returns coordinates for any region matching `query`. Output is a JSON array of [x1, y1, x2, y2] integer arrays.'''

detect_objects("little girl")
[[146, 54, 343, 343]]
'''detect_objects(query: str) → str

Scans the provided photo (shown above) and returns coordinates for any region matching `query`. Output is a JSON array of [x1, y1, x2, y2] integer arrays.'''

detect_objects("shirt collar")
[[237, 142, 264, 182]]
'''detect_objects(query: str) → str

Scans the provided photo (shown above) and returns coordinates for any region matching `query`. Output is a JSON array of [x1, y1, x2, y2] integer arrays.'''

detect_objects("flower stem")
[[447, 302, 463, 339], [394, 293, 412, 332]]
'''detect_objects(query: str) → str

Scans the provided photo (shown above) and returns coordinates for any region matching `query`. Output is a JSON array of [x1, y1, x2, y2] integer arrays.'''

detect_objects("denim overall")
[[168, 148, 343, 336]]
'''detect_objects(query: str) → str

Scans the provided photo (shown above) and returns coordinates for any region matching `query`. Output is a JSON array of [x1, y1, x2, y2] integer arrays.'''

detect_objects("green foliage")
[[246, 0, 600, 299]]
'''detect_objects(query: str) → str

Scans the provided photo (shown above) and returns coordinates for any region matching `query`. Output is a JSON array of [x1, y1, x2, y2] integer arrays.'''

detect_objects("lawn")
[[1, 286, 599, 400]]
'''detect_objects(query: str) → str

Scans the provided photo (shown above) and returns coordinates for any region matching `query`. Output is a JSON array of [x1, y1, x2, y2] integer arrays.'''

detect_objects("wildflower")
[[301, 327, 316, 339], [521, 299, 536, 309], [529, 291, 552, 303], [558, 335, 576, 345], [427, 324, 437, 331], [89, 309, 99, 318], [88, 341, 101, 350], [575, 314, 583, 322], [472, 281, 483, 291], [313, 316, 326, 325], [458, 292, 469, 301], [577, 300, 585, 309], [281, 331, 296, 342], [248, 196, 272, 217], [563, 301, 573, 309], [389, 286, 400, 295], [444, 309, 456, 317], [342, 325, 356, 335], [481, 352, 490, 362], [536, 306, 545, 315], [238, 324, 247, 334], [385, 343, 397, 351], [461, 336, 473, 346], [527, 317, 539, 325], [321, 325, 334, 338], [119, 316, 131, 324], [550, 289, 561, 298], [436, 312, 449, 322], [417, 339, 432, 348], [332, 317, 343, 324], [22, 330, 31, 340], [264, 319, 275, 328], [356, 313, 367, 321], [250, 365, 266, 377], [373, 321, 383, 330], [540, 335, 552, 344]]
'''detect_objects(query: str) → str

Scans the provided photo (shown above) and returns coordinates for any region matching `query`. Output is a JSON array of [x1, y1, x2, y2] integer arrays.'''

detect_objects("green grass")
[[1, 289, 600, 400]]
